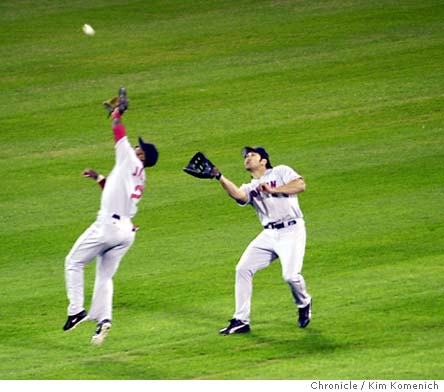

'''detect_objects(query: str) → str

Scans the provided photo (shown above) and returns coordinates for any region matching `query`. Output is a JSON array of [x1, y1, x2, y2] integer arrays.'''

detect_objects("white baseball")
[[82, 24, 95, 36]]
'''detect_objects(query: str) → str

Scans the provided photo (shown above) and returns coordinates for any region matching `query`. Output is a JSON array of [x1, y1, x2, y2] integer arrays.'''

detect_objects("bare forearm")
[[218, 175, 248, 203], [260, 178, 306, 195], [279, 179, 305, 194]]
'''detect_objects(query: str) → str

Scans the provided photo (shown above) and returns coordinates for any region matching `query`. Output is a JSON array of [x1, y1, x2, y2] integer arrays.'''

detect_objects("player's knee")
[[65, 255, 83, 271], [65, 255, 73, 268], [236, 264, 253, 278]]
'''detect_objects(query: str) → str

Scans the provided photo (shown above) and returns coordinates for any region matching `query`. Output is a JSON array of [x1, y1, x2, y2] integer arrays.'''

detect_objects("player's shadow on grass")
[[244, 327, 343, 357]]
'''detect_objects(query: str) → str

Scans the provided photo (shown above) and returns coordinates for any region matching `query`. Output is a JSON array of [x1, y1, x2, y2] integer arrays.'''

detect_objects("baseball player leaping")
[[63, 87, 158, 345], [214, 147, 312, 334]]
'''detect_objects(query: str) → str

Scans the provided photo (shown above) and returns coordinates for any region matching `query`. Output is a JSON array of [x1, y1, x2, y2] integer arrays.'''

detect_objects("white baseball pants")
[[233, 219, 311, 324], [65, 215, 135, 322]]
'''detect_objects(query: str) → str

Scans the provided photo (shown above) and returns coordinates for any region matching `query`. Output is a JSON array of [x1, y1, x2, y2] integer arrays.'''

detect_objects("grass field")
[[1, 0, 443, 380]]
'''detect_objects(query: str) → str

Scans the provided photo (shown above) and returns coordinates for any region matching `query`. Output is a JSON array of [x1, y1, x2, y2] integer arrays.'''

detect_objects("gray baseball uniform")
[[233, 164, 311, 323]]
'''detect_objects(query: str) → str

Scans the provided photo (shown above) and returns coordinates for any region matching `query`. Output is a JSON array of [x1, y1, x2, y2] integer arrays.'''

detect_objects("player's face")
[[244, 152, 265, 171], [135, 146, 145, 163]]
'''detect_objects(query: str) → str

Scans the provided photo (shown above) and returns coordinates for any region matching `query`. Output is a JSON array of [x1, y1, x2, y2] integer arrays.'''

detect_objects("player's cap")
[[242, 146, 272, 168], [138, 137, 159, 167]]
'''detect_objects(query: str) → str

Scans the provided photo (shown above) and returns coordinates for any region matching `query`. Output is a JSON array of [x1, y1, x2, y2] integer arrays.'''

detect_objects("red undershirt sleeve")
[[113, 124, 126, 143], [112, 111, 126, 143]]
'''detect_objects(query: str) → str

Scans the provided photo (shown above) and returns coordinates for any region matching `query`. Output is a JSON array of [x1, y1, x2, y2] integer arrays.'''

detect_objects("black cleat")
[[219, 318, 250, 335], [63, 310, 88, 331], [298, 300, 312, 328], [91, 319, 112, 346]]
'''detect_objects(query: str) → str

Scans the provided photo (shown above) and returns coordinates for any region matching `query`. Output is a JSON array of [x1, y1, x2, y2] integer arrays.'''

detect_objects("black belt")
[[264, 219, 297, 230], [112, 214, 138, 232]]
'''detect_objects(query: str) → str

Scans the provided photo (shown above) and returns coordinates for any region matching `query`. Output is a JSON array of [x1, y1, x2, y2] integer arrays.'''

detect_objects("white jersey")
[[238, 165, 303, 226], [98, 136, 145, 219]]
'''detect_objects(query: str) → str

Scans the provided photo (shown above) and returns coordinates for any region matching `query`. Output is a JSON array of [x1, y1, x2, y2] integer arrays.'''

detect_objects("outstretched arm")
[[111, 109, 127, 143], [104, 87, 129, 144], [212, 167, 248, 203]]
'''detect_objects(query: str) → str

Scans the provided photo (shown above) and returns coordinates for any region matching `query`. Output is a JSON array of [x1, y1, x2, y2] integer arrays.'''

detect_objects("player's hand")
[[211, 166, 222, 180], [82, 168, 99, 180], [258, 183, 274, 194]]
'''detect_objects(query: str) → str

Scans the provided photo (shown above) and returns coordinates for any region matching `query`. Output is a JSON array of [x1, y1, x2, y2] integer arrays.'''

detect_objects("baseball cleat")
[[91, 319, 112, 346], [63, 310, 88, 331], [298, 300, 312, 328], [219, 318, 250, 335]]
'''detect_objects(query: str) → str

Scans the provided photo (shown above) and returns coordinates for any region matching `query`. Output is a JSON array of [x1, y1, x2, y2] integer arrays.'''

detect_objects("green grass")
[[1, 0, 443, 380]]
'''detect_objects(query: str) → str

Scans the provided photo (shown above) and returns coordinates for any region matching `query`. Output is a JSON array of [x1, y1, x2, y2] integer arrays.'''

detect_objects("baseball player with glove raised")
[[63, 87, 158, 345], [184, 147, 312, 334]]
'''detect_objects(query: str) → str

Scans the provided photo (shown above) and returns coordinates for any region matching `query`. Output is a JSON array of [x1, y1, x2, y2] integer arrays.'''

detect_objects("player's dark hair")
[[138, 137, 159, 167]]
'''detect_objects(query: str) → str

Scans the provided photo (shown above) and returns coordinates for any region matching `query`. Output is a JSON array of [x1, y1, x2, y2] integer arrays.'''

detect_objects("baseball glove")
[[183, 152, 219, 179], [103, 87, 129, 116]]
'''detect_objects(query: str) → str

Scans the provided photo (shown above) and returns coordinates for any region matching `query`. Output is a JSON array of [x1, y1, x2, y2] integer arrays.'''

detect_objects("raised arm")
[[212, 167, 248, 203], [111, 109, 126, 143], [219, 176, 248, 203], [104, 86, 129, 144]]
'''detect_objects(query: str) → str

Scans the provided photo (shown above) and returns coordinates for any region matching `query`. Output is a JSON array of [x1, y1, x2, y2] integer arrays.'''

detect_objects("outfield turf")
[[1, 0, 443, 380]]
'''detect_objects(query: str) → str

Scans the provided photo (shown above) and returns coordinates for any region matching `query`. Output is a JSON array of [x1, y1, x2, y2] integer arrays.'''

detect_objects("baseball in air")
[[82, 24, 95, 36]]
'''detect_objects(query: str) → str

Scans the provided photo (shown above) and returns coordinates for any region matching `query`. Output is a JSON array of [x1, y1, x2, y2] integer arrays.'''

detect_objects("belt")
[[264, 219, 297, 230], [112, 214, 138, 231]]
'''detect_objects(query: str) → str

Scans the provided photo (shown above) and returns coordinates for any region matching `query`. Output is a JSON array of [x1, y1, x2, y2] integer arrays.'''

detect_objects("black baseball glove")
[[183, 152, 221, 179], [103, 87, 129, 116]]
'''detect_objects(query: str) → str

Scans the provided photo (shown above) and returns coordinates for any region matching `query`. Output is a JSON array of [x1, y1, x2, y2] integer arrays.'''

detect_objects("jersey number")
[[131, 185, 144, 200]]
